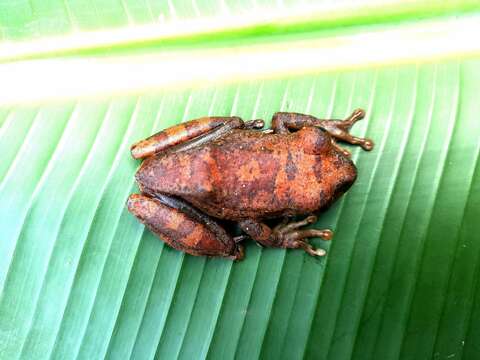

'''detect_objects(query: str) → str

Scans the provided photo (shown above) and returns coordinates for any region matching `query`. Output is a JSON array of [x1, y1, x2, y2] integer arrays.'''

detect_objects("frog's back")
[[137, 127, 356, 220], [185, 127, 357, 220]]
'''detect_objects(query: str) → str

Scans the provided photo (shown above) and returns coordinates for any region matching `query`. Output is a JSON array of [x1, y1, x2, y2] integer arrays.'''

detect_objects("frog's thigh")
[[127, 193, 242, 259]]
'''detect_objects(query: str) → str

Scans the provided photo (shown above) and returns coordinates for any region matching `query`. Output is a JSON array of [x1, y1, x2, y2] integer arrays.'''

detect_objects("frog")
[[127, 109, 373, 260]]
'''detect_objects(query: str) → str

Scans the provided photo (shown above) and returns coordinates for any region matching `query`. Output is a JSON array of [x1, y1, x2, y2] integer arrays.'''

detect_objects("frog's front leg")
[[271, 109, 373, 156], [239, 216, 332, 257], [127, 193, 244, 260], [131, 116, 264, 159]]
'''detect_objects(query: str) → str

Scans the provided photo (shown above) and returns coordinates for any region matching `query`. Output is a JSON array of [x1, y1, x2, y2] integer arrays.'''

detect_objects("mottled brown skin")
[[128, 193, 242, 259], [127, 109, 373, 260]]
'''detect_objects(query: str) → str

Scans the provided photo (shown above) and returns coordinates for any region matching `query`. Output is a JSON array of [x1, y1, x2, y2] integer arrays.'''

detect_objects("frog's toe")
[[350, 108, 366, 122], [299, 243, 327, 257], [245, 119, 265, 129], [305, 215, 318, 224], [282, 228, 333, 242], [279, 227, 333, 257], [361, 138, 374, 151], [231, 244, 245, 261], [275, 215, 318, 233]]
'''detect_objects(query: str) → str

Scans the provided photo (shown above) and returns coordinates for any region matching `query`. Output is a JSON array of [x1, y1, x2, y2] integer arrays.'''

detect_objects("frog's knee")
[[296, 127, 331, 155]]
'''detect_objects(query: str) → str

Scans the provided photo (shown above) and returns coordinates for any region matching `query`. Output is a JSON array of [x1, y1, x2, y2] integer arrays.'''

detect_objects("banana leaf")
[[1, 1, 480, 359]]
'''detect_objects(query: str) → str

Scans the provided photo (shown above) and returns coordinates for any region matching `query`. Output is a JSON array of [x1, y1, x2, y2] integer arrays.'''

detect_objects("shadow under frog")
[[127, 109, 373, 260]]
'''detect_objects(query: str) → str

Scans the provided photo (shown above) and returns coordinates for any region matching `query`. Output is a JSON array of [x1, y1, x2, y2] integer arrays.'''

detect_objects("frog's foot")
[[319, 109, 374, 153], [239, 216, 332, 257], [274, 216, 333, 257]]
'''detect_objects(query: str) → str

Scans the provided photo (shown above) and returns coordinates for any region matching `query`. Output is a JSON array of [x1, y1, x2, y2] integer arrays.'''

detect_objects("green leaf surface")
[[1, 1, 480, 360]]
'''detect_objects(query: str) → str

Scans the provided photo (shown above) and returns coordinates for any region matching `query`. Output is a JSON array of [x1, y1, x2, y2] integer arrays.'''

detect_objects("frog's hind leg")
[[127, 193, 244, 260], [131, 116, 264, 159], [239, 216, 332, 257], [271, 109, 373, 154]]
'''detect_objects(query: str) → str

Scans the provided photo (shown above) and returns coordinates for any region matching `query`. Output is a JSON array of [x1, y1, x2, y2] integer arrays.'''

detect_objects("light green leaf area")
[[1, 1, 480, 360]]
